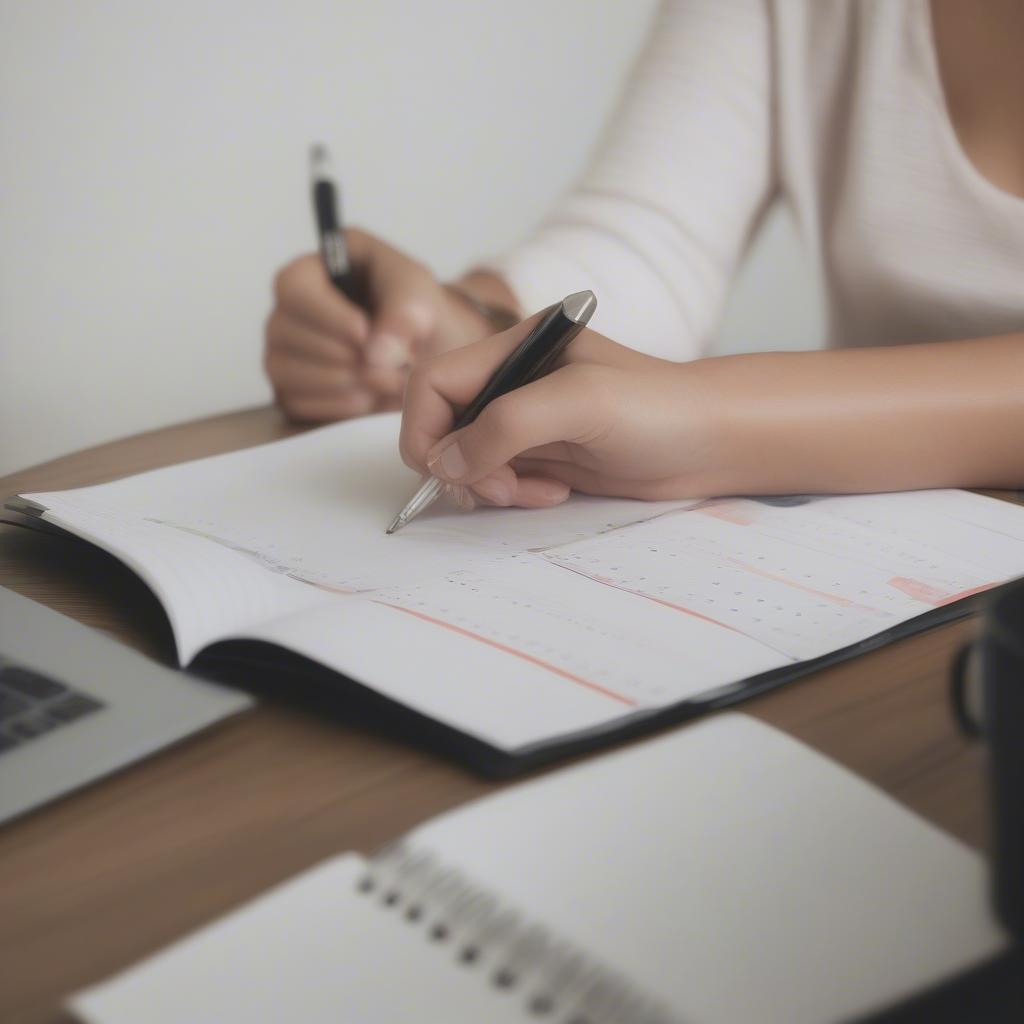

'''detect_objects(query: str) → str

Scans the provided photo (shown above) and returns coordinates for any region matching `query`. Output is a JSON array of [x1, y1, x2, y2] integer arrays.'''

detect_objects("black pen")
[[385, 290, 597, 534], [310, 143, 358, 300]]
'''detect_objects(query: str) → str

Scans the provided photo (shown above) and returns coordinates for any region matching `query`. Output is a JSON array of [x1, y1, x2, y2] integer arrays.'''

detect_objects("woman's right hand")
[[399, 318, 722, 509], [264, 229, 511, 422]]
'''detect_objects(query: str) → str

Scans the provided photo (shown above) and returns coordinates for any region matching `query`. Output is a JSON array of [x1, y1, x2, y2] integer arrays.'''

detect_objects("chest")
[[930, 0, 1024, 199], [808, 0, 1024, 345]]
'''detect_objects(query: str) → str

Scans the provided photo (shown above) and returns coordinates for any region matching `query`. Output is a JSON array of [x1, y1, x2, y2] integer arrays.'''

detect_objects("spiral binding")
[[356, 842, 678, 1024]]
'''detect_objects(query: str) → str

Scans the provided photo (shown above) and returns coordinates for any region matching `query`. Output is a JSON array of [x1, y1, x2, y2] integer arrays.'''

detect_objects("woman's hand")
[[399, 317, 719, 509], [264, 229, 512, 422], [405, 321, 1024, 503]]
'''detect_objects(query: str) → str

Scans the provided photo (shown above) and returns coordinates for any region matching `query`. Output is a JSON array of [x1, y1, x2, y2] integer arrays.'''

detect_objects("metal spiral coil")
[[356, 842, 678, 1024]]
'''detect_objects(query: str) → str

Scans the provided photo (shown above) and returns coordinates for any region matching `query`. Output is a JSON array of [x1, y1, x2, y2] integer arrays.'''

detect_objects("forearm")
[[483, 0, 774, 361], [692, 335, 1024, 494]]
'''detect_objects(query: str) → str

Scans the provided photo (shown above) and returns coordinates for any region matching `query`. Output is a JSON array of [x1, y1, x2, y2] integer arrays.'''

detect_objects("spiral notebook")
[[69, 715, 1006, 1024], [12, 413, 1024, 774]]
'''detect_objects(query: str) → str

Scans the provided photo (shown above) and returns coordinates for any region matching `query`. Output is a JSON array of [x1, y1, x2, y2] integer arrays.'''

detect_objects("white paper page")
[[25, 416, 1024, 753], [540, 490, 1024, 663], [408, 714, 1007, 1024], [35, 497, 333, 662], [69, 717, 1008, 1024], [69, 854, 530, 1024], [249, 486, 1024, 749], [249, 557, 779, 750], [29, 414, 695, 598]]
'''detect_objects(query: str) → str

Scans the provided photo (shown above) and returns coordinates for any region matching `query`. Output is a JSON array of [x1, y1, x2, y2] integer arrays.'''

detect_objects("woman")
[[265, 0, 1024, 510]]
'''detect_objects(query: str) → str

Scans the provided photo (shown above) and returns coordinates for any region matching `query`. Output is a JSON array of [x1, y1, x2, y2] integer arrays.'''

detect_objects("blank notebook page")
[[408, 714, 1006, 1022], [69, 715, 1006, 1024]]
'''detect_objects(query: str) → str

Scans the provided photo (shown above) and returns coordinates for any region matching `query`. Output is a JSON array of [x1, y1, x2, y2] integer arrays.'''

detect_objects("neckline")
[[914, 0, 1024, 210]]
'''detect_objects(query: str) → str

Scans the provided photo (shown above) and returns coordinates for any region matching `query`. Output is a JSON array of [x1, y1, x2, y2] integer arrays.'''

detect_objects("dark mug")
[[951, 577, 1024, 940]]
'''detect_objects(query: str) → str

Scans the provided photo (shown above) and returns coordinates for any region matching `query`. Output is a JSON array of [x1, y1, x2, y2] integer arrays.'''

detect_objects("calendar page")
[[26, 415, 1024, 756]]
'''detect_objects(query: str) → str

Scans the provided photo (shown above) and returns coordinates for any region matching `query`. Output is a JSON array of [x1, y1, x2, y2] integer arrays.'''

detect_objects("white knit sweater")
[[490, 0, 1024, 359]]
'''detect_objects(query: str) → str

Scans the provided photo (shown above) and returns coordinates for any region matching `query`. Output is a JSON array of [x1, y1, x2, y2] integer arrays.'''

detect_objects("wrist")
[[667, 357, 742, 497], [678, 352, 824, 496], [454, 271, 521, 320], [444, 281, 519, 334], [439, 272, 522, 349]]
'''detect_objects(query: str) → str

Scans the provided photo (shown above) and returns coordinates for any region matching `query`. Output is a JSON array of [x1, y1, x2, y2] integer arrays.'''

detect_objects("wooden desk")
[[0, 407, 992, 1023]]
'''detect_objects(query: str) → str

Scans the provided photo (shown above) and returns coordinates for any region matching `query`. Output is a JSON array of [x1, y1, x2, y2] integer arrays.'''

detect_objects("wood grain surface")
[[0, 407, 994, 1023]]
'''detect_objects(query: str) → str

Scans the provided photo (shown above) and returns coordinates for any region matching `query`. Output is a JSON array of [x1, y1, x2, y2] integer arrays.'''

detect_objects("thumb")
[[368, 291, 438, 369], [426, 367, 597, 487], [364, 257, 440, 370]]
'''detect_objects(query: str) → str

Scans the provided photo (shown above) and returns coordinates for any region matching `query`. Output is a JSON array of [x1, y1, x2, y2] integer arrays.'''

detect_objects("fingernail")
[[430, 442, 467, 482], [446, 484, 476, 511], [472, 476, 512, 506], [540, 481, 571, 505], [366, 332, 409, 369]]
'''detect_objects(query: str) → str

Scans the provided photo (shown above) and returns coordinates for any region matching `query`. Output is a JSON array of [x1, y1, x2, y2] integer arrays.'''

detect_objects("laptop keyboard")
[[0, 662, 105, 755]]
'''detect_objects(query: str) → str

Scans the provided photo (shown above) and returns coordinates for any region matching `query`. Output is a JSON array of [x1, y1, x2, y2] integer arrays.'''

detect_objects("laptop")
[[0, 586, 252, 824]]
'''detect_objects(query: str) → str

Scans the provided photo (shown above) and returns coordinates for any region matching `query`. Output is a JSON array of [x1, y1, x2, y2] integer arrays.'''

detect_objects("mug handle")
[[949, 641, 983, 739]]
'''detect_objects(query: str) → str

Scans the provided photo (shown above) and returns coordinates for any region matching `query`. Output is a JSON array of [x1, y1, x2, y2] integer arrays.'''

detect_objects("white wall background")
[[0, 0, 823, 477]]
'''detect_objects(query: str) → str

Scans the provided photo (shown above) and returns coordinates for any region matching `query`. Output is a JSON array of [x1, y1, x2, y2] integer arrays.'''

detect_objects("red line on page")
[[372, 601, 637, 707], [549, 562, 748, 636], [724, 558, 879, 612], [888, 577, 996, 607], [547, 561, 798, 662], [938, 582, 998, 606]]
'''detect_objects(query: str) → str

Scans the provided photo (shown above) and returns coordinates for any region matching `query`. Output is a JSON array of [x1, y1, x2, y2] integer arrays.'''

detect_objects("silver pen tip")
[[561, 289, 597, 325], [385, 513, 405, 535]]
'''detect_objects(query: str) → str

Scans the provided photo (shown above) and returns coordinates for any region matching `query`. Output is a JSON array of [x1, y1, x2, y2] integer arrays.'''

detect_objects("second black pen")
[[310, 143, 358, 301]]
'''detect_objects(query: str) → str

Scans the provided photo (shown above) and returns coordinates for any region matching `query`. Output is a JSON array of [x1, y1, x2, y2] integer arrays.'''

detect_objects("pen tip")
[[561, 290, 597, 326], [385, 514, 404, 535]]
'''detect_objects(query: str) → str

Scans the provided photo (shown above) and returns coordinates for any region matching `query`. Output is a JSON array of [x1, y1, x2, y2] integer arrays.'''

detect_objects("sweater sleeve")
[[485, 0, 776, 360]]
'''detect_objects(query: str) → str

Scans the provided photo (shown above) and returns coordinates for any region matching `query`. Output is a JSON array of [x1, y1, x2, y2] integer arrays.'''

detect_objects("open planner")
[[11, 412, 1024, 773], [68, 714, 1007, 1024]]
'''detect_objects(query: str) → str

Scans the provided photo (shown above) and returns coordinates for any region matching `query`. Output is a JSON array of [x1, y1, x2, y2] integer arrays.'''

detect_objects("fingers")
[[347, 230, 439, 370], [374, 394, 404, 413], [425, 365, 609, 487], [273, 253, 369, 348], [270, 232, 499, 426], [362, 364, 408, 399], [266, 310, 358, 367], [463, 466, 518, 506], [265, 306, 375, 420], [507, 476, 571, 507], [399, 313, 548, 471], [264, 351, 361, 396], [268, 237, 434, 420], [511, 457, 687, 501], [265, 316, 374, 422], [471, 468, 571, 508], [506, 457, 614, 495]]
